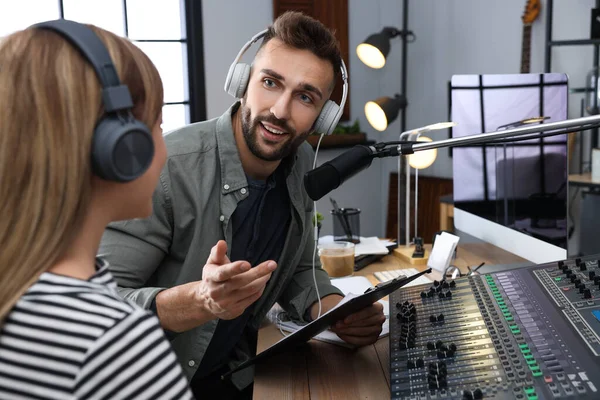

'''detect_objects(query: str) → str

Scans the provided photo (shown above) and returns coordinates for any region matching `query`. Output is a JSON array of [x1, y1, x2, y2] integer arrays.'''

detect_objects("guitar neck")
[[521, 24, 532, 73]]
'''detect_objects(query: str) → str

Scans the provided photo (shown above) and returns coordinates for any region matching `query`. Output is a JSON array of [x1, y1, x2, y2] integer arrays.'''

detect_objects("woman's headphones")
[[224, 29, 348, 136], [32, 19, 154, 183]]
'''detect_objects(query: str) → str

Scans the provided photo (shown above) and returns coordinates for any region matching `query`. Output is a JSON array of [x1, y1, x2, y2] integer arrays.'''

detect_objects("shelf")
[[570, 87, 593, 94], [548, 39, 600, 46]]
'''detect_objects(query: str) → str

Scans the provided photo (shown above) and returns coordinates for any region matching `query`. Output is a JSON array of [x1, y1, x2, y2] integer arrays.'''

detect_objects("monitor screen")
[[451, 73, 568, 264]]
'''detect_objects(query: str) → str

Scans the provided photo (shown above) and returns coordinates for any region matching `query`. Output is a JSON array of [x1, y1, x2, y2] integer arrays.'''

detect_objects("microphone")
[[304, 145, 377, 201]]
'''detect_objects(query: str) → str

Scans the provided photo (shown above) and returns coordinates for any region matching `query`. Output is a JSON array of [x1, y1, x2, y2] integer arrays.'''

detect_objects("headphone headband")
[[31, 19, 154, 183], [33, 19, 133, 113], [224, 29, 268, 93]]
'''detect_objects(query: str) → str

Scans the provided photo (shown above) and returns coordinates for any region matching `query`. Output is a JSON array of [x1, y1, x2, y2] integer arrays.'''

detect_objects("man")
[[99, 11, 385, 399]]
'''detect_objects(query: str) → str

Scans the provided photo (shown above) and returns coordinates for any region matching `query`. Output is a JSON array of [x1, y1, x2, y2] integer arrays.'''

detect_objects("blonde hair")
[[0, 25, 163, 319]]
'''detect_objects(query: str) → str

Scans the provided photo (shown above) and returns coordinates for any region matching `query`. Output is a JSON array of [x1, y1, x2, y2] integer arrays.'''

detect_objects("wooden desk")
[[569, 172, 600, 189], [253, 242, 527, 399]]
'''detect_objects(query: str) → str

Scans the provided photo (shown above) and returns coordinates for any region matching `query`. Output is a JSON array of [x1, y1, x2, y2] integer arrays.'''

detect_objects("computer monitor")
[[450, 73, 568, 264]]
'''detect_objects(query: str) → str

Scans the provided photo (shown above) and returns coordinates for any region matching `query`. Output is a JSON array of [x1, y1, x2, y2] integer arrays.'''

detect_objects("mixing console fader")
[[389, 255, 600, 399]]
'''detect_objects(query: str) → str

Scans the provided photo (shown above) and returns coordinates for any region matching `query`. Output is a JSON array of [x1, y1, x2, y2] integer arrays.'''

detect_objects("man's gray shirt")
[[98, 102, 343, 388]]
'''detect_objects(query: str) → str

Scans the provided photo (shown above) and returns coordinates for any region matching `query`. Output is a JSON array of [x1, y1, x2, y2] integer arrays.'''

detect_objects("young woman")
[[0, 22, 193, 399]]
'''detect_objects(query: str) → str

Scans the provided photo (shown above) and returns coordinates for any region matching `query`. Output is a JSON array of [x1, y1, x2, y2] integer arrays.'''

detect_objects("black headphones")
[[33, 19, 154, 182]]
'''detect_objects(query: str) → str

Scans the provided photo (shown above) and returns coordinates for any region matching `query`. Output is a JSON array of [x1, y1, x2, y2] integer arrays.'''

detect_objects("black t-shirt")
[[194, 165, 291, 379]]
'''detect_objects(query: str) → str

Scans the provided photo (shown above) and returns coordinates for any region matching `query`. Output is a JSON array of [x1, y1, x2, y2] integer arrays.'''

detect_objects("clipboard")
[[222, 268, 432, 379]]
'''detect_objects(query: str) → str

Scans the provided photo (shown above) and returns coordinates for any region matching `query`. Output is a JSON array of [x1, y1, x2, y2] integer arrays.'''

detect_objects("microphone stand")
[[394, 114, 600, 156], [376, 114, 600, 250]]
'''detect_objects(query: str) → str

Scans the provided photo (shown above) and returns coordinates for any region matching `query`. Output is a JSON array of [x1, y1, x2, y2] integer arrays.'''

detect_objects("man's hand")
[[309, 294, 386, 347], [197, 240, 277, 320], [155, 240, 276, 332], [330, 301, 385, 346]]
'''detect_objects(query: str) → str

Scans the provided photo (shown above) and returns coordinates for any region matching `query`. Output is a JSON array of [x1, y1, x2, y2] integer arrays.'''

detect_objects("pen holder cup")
[[330, 208, 361, 244]]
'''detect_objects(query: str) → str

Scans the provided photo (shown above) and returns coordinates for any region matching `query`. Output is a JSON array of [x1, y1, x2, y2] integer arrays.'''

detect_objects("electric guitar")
[[521, 0, 541, 73]]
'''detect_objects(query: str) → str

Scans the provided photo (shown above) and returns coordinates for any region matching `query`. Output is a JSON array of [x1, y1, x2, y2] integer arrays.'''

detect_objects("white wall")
[[201, 0, 273, 119], [201, 0, 597, 240]]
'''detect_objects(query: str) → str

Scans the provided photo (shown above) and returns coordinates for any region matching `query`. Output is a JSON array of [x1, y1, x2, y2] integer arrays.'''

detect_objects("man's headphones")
[[224, 29, 348, 136], [32, 19, 154, 182]]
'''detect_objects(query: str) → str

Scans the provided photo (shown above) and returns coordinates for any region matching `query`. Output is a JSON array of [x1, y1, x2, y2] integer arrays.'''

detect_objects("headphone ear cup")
[[92, 115, 154, 182], [226, 63, 251, 98], [313, 100, 340, 135]]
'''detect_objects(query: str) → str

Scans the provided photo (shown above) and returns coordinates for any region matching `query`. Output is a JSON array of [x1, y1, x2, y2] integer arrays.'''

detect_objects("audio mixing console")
[[389, 255, 600, 399]]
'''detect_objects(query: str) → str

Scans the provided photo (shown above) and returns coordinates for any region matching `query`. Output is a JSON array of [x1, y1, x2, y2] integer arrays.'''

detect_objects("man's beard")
[[241, 104, 310, 162]]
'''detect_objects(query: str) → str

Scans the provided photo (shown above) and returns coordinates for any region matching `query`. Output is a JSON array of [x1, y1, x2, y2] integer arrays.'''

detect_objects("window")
[[0, 0, 197, 133]]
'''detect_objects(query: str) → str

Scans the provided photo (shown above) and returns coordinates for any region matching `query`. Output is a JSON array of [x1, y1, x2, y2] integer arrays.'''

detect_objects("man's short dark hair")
[[258, 11, 342, 89]]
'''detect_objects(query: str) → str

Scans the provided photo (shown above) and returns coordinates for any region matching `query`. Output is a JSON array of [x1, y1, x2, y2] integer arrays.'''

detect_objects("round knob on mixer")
[[416, 358, 424, 368], [565, 270, 572, 278], [430, 315, 437, 323], [450, 280, 457, 288], [463, 390, 474, 400], [438, 313, 445, 322], [427, 341, 435, 350], [436, 340, 444, 349]]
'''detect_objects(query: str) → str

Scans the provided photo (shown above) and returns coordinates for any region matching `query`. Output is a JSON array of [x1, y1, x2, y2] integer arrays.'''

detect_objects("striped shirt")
[[0, 259, 194, 400]]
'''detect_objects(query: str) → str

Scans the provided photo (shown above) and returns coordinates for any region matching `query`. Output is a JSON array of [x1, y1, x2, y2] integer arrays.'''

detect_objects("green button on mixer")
[[524, 387, 535, 395], [519, 344, 529, 350], [529, 364, 542, 376], [526, 359, 537, 366], [554, 277, 562, 281], [527, 394, 539, 400]]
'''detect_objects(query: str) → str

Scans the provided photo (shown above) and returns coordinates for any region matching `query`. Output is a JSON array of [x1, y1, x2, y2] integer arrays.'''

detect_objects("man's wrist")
[[154, 282, 216, 332], [309, 294, 344, 321]]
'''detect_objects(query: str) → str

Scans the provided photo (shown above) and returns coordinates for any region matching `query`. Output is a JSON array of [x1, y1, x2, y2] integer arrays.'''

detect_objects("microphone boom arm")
[[398, 114, 600, 155]]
